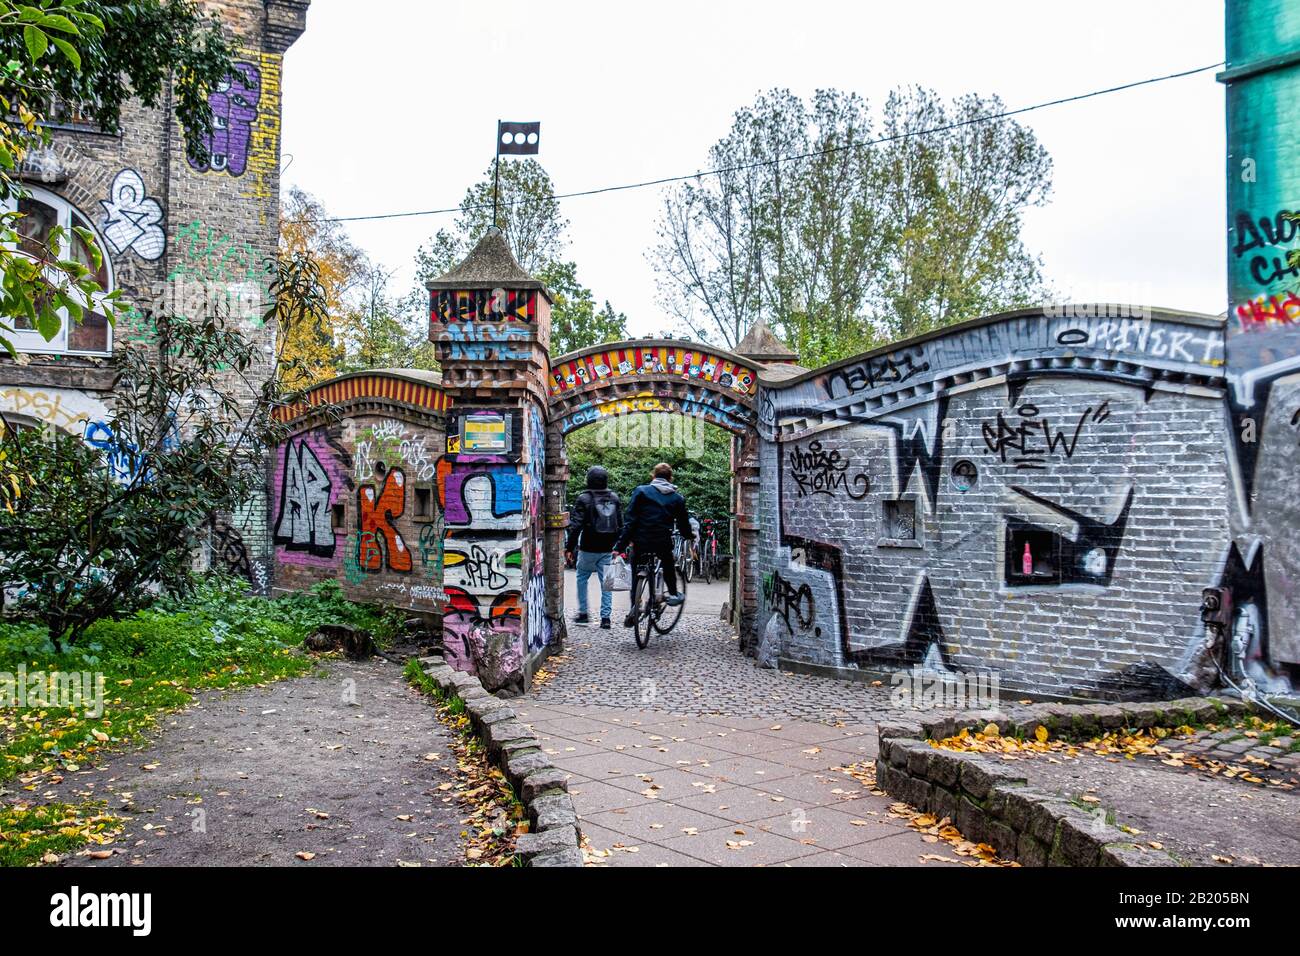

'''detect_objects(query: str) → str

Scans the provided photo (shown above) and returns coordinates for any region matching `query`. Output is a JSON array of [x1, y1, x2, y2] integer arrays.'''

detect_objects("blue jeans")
[[575, 550, 613, 620]]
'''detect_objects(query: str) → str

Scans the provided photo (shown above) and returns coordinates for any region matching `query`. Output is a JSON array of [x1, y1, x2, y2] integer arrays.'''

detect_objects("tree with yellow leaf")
[[277, 187, 367, 389]]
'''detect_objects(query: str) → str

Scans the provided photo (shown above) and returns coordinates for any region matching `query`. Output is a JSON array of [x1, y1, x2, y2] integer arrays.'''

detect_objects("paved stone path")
[[1177, 726, 1300, 785], [520, 614, 966, 867]]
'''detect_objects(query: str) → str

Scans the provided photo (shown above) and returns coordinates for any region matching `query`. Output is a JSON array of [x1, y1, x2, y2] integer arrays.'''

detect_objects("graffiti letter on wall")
[[357, 467, 412, 573], [83, 420, 143, 483], [189, 62, 260, 177], [98, 169, 165, 261], [981, 402, 1110, 470], [788, 441, 869, 499], [274, 439, 335, 556], [762, 570, 817, 636]]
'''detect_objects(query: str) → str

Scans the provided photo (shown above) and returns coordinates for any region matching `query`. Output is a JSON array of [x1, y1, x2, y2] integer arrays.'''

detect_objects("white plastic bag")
[[602, 554, 631, 592]]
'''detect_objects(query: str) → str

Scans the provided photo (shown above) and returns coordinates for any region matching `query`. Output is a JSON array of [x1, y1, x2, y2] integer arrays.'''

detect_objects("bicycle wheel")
[[632, 571, 653, 649], [652, 567, 686, 634]]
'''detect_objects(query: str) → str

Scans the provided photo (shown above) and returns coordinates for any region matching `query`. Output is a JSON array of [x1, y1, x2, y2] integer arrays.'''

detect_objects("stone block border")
[[415, 655, 582, 867], [875, 697, 1251, 867]]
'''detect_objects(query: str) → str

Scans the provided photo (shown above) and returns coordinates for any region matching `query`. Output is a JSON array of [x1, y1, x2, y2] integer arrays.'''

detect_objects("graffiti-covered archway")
[[547, 340, 761, 436], [544, 340, 773, 643]]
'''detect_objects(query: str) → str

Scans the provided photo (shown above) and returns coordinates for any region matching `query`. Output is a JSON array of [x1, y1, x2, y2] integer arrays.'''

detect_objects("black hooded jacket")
[[566, 466, 623, 554]]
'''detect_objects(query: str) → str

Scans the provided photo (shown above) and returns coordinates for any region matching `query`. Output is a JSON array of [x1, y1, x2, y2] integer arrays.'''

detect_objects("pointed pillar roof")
[[426, 227, 550, 299], [736, 319, 798, 363]]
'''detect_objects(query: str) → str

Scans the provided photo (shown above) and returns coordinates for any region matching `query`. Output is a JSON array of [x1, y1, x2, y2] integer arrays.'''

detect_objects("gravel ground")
[[37, 657, 466, 867]]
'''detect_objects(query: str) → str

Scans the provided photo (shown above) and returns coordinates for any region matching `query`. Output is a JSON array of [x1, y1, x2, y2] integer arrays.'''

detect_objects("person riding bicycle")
[[566, 465, 622, 628], [613, 462, 694, 627]]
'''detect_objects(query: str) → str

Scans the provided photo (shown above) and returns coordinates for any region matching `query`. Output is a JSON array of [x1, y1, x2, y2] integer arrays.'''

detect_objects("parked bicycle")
[[698, 517, 723, 584], [672, 528, 694, 584], [628, 550, 687, 649]]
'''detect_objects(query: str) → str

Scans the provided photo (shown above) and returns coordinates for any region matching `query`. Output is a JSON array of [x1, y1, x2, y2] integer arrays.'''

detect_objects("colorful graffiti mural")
[[1220, 0, 1300, 682], [524, 406, 550, 653], [549, 344, 756, 398], [270, 403, 447, 613], [437, 455, 524, 529], [242, 50, 282, 220], [555, 386, 756, 436], [444, 534, 522, 593], [441, 586, 523, 679], [431, 288, 537, 325], [428, 401, 551, 677]]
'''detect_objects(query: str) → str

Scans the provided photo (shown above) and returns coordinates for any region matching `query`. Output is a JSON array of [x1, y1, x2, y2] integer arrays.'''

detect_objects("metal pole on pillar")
[[492, 119, 502, 229]]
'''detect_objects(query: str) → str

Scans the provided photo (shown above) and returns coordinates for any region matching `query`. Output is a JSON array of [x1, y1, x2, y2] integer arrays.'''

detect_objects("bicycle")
[[698, 518, 721, 584], [627, 551, 687, 649], [673, 529, 694, 584]]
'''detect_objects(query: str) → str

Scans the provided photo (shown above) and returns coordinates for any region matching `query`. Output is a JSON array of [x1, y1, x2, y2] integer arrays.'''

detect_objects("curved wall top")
[[762, 305, 1226, 440], [272, 369, 450, 428]]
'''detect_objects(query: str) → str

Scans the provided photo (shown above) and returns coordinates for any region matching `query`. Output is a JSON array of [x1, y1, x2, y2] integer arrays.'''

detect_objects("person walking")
[[614, 462, 694, 627], [565, 465, 623, 628]]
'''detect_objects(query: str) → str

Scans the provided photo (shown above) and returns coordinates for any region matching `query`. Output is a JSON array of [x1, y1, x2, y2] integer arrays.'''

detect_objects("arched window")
[[3, 185, 114, 355]]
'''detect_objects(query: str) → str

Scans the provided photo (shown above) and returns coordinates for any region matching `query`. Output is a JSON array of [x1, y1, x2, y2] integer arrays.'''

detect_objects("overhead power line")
[[318, 62, 1224, 225]]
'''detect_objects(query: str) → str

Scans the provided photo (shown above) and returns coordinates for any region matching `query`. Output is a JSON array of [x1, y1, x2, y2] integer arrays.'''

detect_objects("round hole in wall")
[[951, 459, 978, 493]]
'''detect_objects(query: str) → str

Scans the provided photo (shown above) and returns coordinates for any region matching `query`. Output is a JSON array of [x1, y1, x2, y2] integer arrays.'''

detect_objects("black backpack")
[[589, 491, 620, 534]]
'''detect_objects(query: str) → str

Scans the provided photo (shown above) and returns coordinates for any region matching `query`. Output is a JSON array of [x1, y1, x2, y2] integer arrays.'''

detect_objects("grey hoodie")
[[650, 477, 677, 495]]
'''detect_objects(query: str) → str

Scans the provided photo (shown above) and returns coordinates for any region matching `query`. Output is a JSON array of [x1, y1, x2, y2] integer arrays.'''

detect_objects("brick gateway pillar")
[[427, 229, 559, 692], [735, 321, 803, 653], [542, 422, 570, 652], [427, 233, 799, 682]]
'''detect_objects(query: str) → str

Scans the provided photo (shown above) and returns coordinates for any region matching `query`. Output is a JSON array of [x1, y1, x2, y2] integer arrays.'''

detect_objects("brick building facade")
[[0, 0, 309, 590]]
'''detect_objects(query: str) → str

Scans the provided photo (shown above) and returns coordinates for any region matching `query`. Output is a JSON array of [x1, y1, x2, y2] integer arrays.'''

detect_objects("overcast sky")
[[280, 0, 1227, 337]]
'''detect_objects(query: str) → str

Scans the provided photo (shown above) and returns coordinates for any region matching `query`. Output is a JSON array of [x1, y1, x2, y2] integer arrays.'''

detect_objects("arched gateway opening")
[[545, 339, 777, 643]]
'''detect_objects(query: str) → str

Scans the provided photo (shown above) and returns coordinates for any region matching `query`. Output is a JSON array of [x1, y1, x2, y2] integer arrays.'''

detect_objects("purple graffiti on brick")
[[437, 455, 523, 526], [189, 62, 260, 177]]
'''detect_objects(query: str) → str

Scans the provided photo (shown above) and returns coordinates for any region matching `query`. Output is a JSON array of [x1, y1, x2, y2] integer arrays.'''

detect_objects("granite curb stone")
[[419, 653, 581, 867]]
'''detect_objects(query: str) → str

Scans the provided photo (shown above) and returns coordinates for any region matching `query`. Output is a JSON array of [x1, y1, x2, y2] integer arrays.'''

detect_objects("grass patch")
[[0, 800, 122, 867], [0, 576, 389, 866]]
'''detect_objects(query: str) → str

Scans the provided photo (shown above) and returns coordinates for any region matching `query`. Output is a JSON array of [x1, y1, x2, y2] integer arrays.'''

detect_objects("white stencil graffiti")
[[356, 419, 436, 481], [98, 169, 165, 261]]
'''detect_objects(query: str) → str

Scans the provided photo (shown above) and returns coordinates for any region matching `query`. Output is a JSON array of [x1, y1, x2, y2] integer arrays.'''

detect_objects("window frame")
[[2, 184, 115, 356]]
